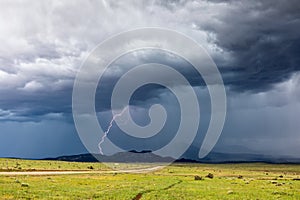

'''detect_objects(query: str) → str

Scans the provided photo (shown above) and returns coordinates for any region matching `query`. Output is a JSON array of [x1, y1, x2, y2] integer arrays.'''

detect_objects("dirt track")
[[0, 166, 163, 176]]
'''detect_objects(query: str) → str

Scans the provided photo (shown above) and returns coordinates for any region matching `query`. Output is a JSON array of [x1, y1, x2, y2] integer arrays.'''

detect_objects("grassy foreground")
[[0, 158, 299, 199]]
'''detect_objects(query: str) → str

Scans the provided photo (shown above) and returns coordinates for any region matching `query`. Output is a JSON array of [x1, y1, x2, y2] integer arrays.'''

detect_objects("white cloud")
[[0, 0, 224, 79], [20, 80, 43, 92]]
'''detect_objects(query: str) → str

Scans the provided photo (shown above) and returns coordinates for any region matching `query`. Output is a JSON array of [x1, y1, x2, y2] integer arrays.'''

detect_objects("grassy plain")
[[0, 158, 299, 199]]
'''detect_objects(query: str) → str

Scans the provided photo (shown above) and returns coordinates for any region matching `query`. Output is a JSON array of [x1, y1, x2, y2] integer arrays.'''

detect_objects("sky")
[[0, 0, 300, 159]]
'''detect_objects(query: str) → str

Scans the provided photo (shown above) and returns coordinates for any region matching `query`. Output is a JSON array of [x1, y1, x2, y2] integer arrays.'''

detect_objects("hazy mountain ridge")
[[44, 151, 300, 164]]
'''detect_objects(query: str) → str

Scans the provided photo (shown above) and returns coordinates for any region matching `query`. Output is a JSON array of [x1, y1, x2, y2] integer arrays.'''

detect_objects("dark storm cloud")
[[95, 50, 209, 112], [1, 0, 300, 119], [96, 0, 300, 102], [196, 0, 300, 92], [0, 86, 73, 122]]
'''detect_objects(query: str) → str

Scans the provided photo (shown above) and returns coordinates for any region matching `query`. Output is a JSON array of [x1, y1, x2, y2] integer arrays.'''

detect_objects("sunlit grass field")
[[0, 158, 299, 199]]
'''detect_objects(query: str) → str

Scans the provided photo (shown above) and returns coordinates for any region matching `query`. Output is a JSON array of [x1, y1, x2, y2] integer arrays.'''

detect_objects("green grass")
[[0, 159, 300, 199], [0, 158, 109, 171]]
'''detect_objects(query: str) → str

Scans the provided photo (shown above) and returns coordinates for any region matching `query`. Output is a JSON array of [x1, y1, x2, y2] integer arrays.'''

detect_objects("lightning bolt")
[[98, 106, 129, 155]]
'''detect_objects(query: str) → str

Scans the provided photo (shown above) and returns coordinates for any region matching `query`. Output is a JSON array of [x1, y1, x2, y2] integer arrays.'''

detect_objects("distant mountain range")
[[46, 150, 174, 163], [44, 150, 300, 164]]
